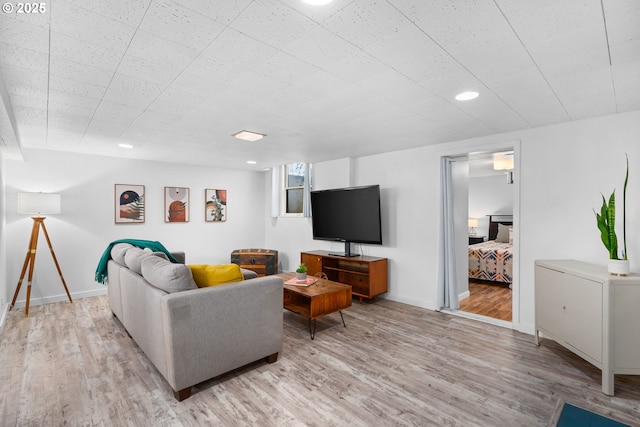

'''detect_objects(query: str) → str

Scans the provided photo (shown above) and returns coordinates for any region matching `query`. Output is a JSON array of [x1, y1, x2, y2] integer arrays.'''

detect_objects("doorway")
[[460, 152, 514, 322], [439, 146, 519, 328]]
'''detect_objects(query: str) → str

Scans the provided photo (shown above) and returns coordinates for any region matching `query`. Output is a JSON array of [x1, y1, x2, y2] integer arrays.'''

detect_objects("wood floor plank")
[[459, 280, 512, 321], [1, 295, 639, 426]]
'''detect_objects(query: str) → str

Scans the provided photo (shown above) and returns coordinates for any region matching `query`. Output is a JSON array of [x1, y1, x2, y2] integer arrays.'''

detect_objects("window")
[[282, 162, 310, 216]]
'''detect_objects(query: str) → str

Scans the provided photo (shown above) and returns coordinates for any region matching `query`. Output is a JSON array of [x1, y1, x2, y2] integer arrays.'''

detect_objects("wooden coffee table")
[[277, 273, 352, 339]]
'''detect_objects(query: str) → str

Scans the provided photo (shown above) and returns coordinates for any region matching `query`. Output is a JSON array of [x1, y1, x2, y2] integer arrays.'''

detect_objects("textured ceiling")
[[1, 0, 639, 170]]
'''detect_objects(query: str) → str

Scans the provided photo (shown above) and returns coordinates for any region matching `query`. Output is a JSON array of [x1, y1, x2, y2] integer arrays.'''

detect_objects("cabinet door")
[[301, 253, 322, 276], [564, 275, 603, 363], [535, 266, 566, 339]]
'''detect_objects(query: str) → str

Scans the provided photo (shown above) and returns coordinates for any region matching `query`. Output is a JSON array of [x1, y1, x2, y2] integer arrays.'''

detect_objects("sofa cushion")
[[241, 268, 259, 280], [111, 243, 134, 266], [141, 256, 197, 293], [125, 248, 170, 275], [124, 247, 151, 274], [189, 264, 244, 287]]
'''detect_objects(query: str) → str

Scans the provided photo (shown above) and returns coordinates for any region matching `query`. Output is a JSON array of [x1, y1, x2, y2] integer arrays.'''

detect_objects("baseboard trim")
[[10, 288, 108, 310], [384, 293, 436, 311], [441, 308, 513, 330]]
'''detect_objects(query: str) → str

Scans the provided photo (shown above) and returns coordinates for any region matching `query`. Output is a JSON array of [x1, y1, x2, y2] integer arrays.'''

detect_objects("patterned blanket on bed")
[[468, 240, 513, 283]]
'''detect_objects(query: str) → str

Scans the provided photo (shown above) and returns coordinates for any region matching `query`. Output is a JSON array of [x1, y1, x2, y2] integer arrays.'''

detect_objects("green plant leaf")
[[607, 191, 618, 259]]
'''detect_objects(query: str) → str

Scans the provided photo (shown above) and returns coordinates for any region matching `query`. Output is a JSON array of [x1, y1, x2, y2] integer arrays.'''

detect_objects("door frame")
[[438, 140, 521, 329]]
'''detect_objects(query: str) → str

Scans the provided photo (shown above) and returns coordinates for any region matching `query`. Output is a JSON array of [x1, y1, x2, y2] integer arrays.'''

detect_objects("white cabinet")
[[535, 260, 640, 395]]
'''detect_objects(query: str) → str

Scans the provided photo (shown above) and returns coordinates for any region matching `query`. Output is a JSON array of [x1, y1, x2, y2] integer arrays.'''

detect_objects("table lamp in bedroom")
[[468, 219, 478, 236]]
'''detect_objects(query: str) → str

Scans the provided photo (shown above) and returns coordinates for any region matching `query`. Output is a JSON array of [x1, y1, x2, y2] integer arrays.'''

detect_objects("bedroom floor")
[[459, 279, 512, 321]]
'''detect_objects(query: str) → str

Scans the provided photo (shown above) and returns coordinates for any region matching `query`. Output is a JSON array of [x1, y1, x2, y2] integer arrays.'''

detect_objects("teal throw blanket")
[[95, 239, 180, 285]]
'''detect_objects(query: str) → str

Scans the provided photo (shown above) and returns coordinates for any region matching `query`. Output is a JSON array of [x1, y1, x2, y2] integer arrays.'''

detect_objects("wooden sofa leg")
[[265, 352, 279, 364], [174, 387, 192, 401]]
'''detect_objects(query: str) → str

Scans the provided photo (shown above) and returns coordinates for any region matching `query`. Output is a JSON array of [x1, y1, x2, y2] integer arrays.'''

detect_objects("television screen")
[[310, 185, 382, 254]]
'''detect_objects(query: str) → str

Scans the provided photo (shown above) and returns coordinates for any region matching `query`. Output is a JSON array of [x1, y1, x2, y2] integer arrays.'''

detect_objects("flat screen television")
[[310, 184, 382, 257]]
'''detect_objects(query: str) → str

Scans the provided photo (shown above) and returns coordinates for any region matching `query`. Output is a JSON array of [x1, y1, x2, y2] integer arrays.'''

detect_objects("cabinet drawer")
[[339, 271, 369, 296]]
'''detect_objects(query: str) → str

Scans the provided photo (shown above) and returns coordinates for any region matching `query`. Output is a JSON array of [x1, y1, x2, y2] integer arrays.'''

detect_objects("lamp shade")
[[18, 192, 61, 215], [468, 219, 479, 228]]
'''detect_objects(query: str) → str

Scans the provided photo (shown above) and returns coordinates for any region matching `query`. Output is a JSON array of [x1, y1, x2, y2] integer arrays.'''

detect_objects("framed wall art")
[[115, 184, 145, 224], [165, 187, 189, 222], [205, 189, 227, 222]]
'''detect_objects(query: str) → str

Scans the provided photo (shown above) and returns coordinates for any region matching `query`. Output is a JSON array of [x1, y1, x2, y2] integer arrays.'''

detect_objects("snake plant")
[[595, 154, 629, 260]]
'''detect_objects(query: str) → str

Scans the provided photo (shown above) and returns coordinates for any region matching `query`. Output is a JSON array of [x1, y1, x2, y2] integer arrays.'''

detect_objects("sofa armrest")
[[160, 276, 283, 392]]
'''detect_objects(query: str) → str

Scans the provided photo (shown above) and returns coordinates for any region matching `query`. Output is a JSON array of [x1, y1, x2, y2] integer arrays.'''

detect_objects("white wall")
[[4, 148, 267, 308], [266, 109, 640, 335], [0, 151, 7, 324], [469, 173, 515, 238]]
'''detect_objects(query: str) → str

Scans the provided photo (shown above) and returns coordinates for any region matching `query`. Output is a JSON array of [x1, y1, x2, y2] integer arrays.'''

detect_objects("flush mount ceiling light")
[[493, 153, 514, 170], [302, 0, 334, 5], [118, 143, 134, 149], [246, 160, 257, 165], [455, 91, 479, 101], [232, 130, 266, 142]]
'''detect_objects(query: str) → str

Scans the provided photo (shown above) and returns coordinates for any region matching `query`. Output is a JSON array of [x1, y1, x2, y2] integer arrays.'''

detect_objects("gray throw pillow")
[[141, 255, 197, 293], [241, 268, 259, 280], [495, 223, 510, 243], [124, 247, 152, 275], [110, 243, 133, 266]]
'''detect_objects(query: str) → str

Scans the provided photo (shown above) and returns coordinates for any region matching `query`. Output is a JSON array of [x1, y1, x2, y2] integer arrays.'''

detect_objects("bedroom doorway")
[[462, 153, 515, 323], [438, 146, 519, 329]]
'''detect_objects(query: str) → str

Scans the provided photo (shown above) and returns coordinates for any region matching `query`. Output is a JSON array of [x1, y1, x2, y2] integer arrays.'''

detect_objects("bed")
[[468, 215, 513, 284]]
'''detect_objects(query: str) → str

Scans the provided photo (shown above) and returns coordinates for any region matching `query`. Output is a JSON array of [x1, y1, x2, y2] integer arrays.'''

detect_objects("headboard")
[[487, 214, 513, 241]]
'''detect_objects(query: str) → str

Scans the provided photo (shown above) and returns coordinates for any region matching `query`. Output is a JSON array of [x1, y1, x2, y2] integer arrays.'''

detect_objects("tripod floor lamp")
[[11, 192, 72, 316]]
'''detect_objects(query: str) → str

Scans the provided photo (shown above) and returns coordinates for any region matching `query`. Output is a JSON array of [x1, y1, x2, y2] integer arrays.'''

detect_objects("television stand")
[[301, 251, 388, 303], [328, 241, 358, 257]]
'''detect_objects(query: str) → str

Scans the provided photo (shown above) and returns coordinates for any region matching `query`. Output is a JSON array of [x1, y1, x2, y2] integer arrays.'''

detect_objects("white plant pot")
[[608, 259, 630, 276], [296, 272, 307, 282]]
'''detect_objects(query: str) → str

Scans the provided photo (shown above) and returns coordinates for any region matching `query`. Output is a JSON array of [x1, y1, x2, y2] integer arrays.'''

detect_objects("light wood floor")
[[459, 280, 512, 321], [1, 295, 639, 426]]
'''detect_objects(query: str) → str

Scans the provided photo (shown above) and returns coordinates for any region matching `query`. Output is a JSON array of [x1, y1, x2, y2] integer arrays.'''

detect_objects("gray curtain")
[[270, 166, 279, 218], [303, 163, 311, 217], [437, 156, 459, 310]]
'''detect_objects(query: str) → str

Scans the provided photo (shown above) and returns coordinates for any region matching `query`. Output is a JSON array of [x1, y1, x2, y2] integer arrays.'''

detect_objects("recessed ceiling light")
[[455, 91, 479, 101], [247, 160, 257, 164], [302, 0, 334, 5], [118, 143, 134, 149], [233, 130, 266, 142]]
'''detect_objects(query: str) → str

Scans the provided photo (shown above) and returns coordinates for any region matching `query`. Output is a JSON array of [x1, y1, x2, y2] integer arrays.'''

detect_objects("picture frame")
[[205, 189, 227, 222], [115, 184, 145, 224], [164, 187, 189, 222]]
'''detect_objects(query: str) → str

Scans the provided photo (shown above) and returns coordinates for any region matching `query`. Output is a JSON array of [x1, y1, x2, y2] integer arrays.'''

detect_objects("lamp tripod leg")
[[10, 251, 33, 310], [11, 219, 40, 315], [40, 221, 72, 304]]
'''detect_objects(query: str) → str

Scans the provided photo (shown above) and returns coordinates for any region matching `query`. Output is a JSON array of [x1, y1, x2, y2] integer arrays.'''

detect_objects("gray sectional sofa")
[[106, 243, 283, 401]]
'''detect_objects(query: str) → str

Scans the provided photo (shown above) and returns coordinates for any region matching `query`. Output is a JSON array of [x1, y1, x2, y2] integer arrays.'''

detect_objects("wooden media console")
[[301, 251, 388, 303]]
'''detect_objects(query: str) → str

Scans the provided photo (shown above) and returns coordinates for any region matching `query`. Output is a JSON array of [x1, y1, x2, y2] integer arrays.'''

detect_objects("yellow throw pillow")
[[188, 264, 244, 287]]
